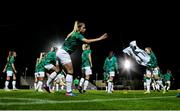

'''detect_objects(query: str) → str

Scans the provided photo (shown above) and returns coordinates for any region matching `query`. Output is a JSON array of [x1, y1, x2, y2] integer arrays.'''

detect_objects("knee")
[[67, 67, 73, 74], [85, 76, 90, 80], [13, 76, 16, 80], [6, 77, 10, 80], [64, 63, 74, 74], [55, 68, 60, 73]]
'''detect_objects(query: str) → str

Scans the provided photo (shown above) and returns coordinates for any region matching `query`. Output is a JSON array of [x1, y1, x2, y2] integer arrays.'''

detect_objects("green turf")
[[0, 89, 179, 110]]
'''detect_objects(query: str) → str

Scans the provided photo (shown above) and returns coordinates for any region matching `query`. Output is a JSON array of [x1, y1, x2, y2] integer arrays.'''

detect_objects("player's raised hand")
[[2, 69, 6, 73], [14, 70, 17, 74], [100, 33, 108, 40]]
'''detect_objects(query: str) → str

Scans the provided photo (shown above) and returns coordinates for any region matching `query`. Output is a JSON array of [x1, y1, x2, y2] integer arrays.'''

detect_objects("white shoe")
[[144, 91, 150, 94], [163, 90, 166, 94], [4, 88, 11, 91], [38, 89, 44, 92], [107, 91, 112, 93], [13, 88, 19, 91]]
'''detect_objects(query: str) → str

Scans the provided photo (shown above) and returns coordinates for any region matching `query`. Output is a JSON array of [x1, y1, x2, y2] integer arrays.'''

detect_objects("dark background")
[[0, 3, 179, 89]]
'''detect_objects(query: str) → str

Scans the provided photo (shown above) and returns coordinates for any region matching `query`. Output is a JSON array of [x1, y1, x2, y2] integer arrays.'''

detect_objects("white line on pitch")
[[0, 96, 175, 105]]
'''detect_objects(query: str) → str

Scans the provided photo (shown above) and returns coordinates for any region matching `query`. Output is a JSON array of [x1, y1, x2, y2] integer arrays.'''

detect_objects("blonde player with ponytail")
[[56, 20, 108, 96]]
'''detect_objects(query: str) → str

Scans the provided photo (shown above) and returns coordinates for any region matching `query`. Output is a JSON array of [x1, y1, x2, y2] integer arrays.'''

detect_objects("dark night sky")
[[0, 4, 179, 84]]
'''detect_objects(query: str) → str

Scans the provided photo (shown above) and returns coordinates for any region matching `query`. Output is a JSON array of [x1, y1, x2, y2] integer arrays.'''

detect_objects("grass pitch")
[[0, 89, 179, 110]]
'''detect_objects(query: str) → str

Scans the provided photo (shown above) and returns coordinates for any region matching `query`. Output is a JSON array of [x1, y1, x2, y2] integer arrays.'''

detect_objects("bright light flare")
[[124, 59, 131, 70], [55, 44, 62, 50]]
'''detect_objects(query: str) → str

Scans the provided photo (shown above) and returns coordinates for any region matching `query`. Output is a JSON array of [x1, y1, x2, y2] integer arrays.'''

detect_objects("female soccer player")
[[78, 44, 92, 93], [3, 51, 18, 91], [56, 21, 108, 96], [103, 51, 118, 93], [35, 52, 46, 92], [43, 47, 59, 93], [163, 69, 174, 93], [144, 47, 158, 94]]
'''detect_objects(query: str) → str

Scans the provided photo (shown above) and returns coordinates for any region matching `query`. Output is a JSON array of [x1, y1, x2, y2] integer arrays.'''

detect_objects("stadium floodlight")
[[124, 59, 131, 70], [49, 37, 64, 50], [55, 43, 62, 50]]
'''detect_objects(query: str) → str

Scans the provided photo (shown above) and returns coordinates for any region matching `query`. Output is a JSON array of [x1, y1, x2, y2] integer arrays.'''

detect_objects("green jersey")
[[37, 58, 46, 72], [6, 56, 15, 71], [35, 66, 38, 73], [73, 79, 79, 85], [82, 49, 91, 68], [103, 56, 118, 73], [35, 59, 40, 73], [158, 72, 164, 80], [147, 52, 157, 68], [44, 51, 56, 65], [143, 76, 146, 82], [164, 73, 173, 81], [62, 32, 85, 54]]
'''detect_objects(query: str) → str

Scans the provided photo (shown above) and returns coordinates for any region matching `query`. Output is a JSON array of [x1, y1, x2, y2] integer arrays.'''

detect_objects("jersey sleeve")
[[10, 57, 15, 64], [103, 58, 108, 71], [77, 33, 85, 41], [114, 57, 118, 71], [88, 50, 92, 54]]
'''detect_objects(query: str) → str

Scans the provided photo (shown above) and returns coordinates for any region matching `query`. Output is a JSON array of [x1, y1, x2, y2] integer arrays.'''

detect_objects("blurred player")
[[43, 47, 59, 93], [3, 51, 18, 91], [144, 47, 158, 94], [78, 44, 92, 93], [143, 74, 147, 91], [52, 70, 66, 92], [157, 70, 165, 91], [103, 51, 119, 93], [103, 72, 109, 92], [163, 69, 174, 93], [35, 52, 46, 92], [34, 57, 39, 90]]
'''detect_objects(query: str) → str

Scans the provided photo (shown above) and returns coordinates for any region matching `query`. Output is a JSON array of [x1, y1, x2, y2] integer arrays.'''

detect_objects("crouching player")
[[52, 70, 66, 92]]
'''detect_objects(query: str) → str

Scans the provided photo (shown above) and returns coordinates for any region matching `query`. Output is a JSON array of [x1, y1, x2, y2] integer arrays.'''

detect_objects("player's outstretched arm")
[[82, 33, 108, 44]]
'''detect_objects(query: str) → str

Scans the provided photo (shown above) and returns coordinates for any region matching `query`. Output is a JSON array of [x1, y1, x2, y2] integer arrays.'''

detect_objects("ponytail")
[[66, 21, 79, 40]]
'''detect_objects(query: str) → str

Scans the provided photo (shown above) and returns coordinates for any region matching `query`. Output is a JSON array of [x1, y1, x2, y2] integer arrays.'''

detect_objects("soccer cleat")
[[83, 90, 86, 93], [4, 88, 11, 91], [50, 90, 55, 93], [144, 91, 150, 94], [44, 85, 51, 93], [78, 86, 83, 94], [107, 91, 112, 94], [13, 88, 19, 91], [163, 90, 166, 94], [66, 92, 77, 96], [38, 89, 44, 92]]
